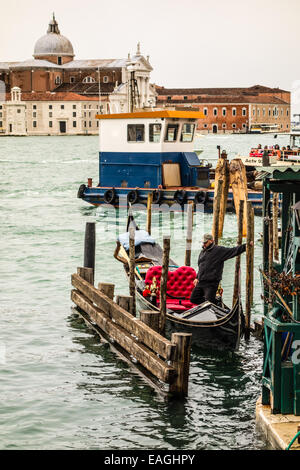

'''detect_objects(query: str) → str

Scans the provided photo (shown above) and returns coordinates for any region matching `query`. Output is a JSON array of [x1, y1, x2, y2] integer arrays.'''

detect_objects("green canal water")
[[0, 133, 290, 450]]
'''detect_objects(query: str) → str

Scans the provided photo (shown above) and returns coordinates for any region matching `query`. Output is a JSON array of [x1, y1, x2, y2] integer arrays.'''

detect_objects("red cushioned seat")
[[145, 265, 198, 312]]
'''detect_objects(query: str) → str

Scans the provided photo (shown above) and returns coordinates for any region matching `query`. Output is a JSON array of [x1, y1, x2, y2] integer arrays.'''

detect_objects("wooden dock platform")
[[256, 397, 300, 450]]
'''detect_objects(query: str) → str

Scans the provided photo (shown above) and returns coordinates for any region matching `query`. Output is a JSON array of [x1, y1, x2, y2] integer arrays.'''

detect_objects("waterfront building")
[[0, 15, 156, 136], [156, 85, 290, 133]]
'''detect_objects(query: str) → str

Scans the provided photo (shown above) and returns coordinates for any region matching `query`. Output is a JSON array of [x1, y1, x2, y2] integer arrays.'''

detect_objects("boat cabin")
[[96, 110, 209, 189]]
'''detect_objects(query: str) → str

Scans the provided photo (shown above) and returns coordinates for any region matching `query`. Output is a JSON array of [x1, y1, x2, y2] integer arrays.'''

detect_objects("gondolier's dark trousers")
[[190, 281, 219, 305]]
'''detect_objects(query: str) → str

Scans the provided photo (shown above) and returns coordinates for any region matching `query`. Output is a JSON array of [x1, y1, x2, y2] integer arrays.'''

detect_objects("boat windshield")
[[127, 124, 145, 142], [149, 123, 161, 143], [180, 123, 195, 142], [290, 134, 300, 148], [165, 124, 179, 142]]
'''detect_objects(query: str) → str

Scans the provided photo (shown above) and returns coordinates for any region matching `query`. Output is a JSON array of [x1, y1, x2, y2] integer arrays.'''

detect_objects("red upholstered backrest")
[[145, 266, 196, 299]]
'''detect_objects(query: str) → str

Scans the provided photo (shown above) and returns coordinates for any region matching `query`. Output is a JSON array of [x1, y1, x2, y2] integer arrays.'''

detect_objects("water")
[[0, 133, 287, 450]]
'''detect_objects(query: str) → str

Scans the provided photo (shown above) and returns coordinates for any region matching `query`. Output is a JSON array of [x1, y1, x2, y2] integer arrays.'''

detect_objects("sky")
[[1, 0, 300, 113]]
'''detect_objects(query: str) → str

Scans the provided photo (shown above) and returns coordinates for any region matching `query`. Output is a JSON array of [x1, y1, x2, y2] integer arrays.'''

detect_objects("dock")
[[255, 166, 300, 450]]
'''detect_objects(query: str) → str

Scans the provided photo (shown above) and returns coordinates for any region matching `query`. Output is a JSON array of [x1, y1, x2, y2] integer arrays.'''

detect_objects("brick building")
[[0, 15, 156, 135], [156, 85, 290, 133]]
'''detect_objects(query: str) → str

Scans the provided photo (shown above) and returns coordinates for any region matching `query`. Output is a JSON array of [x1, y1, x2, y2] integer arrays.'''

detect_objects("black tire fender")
[[194, 190, 209, 205], [104, 188, 117, 204], [127, 189, 139, 204], [152, 189, 163, 204], [174, 189, 187, 205], [77, 184, 86, 199]]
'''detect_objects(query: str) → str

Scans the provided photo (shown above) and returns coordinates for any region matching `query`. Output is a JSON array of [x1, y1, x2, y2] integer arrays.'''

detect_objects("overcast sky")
[[1, 0, 300, 113]]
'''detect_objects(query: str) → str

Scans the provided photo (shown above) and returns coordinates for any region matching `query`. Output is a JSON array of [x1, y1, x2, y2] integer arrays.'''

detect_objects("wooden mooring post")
[[146, 192, 153, 235], [160, 235, 171, 335], [129, 227, 136, 316], [213, 155, 230, 240], [83, 222, 96, 285], [185, 201, 194, 266], [245, 200, 254, 340], [229, 159, 248, 237], [233, 199, 244, 306], [212, 179, 224, 245], [273, 192, 279, 262], [170, 333, 192, 397]]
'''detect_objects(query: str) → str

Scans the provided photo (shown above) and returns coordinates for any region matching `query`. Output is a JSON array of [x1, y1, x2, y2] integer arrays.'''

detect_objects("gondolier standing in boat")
[[190, 233, 250, 305]]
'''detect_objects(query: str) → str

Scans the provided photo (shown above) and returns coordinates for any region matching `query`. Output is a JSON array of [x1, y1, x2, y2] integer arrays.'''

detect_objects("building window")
[[232, 108, 236, 116], [83, 76, 96, 83], [89, 121, 92, 127], [17, 109, 21, 113], [103, 76, 109, 83], [203, 107, 208, 116], [242, 107, 247, 116], [222, 123, 226, 128], [0, 112, 2, 117], [70, 77, 75, 83], [167, 96, 172, 101], [268, 108, 271, 116], [73, 112, 76, 117], [281, 108, 283, 116], [73, 121, 77, 128], [0, 121, 2, 127], [33, 112, 36, 118], [263, 108, 265, 116], [253, 108, 255, 116], [84, 121, 87, 127], [287, 109, 289, 116], [0, 105, 2, 109], [57, 57, 62, 65], [127, 124, 145, 142], [257, 109, 260, 117], [61, 105, 64, 109], [213, 107, 218, 116], [49, 112, 52, 117], [242, 123, 246, 128], [222, 107, 226, 116], [232, 123, 236, 128], [49, 105, 52, 109], [203, 124, 208, 128], [49, 121, 53, 128], [33, 105, 37, 110], [55, 76, 61, 85], [184, 96, 188, 100], [33, 121, 37, 128], [73, 105, 76, 109]]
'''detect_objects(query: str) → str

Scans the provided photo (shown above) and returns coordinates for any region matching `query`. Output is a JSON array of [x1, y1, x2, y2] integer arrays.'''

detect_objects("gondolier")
[[190, 233, 248, 305]]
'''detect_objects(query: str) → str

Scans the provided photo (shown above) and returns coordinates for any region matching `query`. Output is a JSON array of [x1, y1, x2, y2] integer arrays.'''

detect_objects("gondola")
[[114, 213, 244, 351]]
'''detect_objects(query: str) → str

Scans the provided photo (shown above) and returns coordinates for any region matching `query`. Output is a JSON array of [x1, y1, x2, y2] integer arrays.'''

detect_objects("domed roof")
[[33, 14, 74, 58]]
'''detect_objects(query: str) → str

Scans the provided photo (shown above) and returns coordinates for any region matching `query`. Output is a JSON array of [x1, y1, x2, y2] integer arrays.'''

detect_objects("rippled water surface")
[[1, 133, 289, 450]]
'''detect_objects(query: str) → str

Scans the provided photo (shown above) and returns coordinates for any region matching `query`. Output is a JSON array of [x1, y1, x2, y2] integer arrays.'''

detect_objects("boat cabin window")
[[149, 123, 161, 142], [180, 123, 195, 142], [127, 124, 145, 142], [164, 124, 179, 142]]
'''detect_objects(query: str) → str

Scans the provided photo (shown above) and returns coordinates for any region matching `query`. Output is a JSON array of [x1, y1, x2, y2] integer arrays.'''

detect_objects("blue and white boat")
[[77, 110, 215, 208], [77, 109, 265, 213]]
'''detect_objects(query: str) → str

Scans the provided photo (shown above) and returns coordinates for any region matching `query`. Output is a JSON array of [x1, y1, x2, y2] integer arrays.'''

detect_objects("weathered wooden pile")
[[212, 155, 255, 340]]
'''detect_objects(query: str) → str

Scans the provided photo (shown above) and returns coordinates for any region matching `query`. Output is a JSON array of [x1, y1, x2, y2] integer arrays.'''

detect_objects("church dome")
[[33, 15, 74, 58]]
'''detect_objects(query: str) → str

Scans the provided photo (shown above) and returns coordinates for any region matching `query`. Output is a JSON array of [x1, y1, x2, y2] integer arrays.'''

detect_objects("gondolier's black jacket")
[[196, 243, 246, 283]]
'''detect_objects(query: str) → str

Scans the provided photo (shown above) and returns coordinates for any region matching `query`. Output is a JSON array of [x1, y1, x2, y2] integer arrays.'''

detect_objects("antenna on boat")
[[98, 66, 102, 114]]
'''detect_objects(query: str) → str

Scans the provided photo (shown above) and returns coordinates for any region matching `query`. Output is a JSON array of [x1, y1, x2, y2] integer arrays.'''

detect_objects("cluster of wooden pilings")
[[211, 155, 255, 340], [71, 222, 192, 398]]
